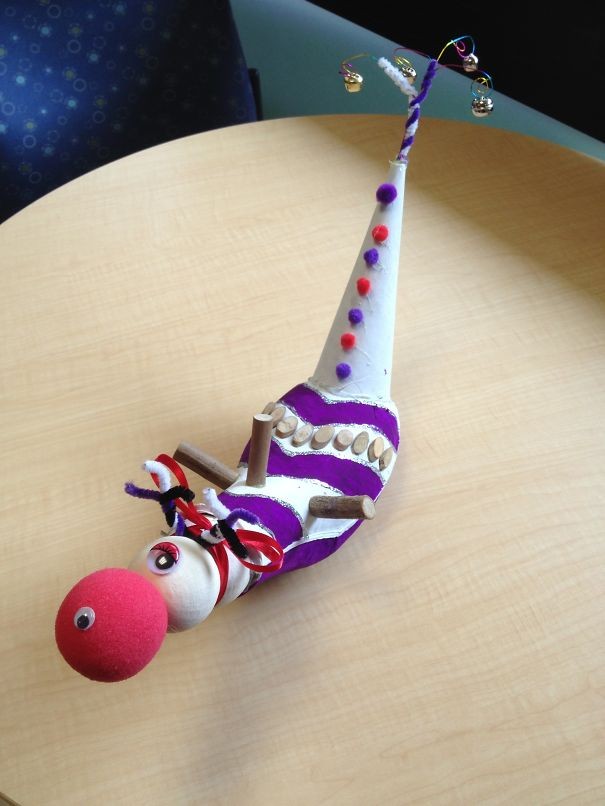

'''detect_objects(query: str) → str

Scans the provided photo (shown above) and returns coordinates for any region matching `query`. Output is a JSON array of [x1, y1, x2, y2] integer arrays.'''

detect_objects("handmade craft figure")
[[55, 38, 493, 682]]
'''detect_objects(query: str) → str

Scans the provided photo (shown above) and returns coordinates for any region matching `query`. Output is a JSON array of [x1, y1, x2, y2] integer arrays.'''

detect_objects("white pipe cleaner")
[[142, 460, 172, 492], [377, 57, 418, 100], [202, 487, 231, 520]]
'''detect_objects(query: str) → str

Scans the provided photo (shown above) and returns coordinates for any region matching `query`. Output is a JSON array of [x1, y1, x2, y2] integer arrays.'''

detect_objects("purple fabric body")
[[263, 520, 362, 580], [220, 382, 400, 588], [278, 383, 399, 449], [239, 439, 384, 499], [218, 491, 364, 581], [219, 492, 303, 547]]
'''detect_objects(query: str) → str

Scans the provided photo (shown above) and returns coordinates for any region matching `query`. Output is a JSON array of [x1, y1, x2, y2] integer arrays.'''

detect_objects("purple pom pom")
[[376, 183, 398, 205], [348, 308, 363, 325], [336, 362, 351, 380], [363, 248, 379, 266]]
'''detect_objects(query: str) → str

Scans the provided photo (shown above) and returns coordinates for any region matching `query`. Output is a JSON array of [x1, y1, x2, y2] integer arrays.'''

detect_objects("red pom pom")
[[55, 568, 168, 682], [340, 332, 356, 350], [356, 277, 371, 296], [372, 224, 389, 243]]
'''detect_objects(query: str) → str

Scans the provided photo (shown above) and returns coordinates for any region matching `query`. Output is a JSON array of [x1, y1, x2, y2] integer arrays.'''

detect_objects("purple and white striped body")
[[221, 381, 399, 582]]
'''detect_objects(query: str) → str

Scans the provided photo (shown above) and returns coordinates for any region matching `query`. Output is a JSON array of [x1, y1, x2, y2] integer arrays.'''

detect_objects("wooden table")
[[1, 116, 603, 805]]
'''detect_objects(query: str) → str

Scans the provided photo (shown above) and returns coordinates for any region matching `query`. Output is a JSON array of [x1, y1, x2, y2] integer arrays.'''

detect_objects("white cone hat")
[[309, 159, 407, 401]]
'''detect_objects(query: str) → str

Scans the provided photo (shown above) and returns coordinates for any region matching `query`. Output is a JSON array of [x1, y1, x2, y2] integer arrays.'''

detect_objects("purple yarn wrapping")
[[336, 362, 351, 380], [376, 183, 397, 204], [348, 307, 363, 325], [399, 58, 438, 159], [363, 248, 379, 266]]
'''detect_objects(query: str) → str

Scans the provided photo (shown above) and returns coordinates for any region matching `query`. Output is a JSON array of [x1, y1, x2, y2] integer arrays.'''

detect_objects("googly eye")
[[147, 541, 180, 575], [74, 606, 95, 631]]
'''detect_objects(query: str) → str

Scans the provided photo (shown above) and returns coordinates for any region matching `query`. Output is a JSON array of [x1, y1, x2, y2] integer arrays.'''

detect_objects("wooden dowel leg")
[[173, 441, 239, 490], [246, 413, 273, 487], [309, 495, 375, 520]]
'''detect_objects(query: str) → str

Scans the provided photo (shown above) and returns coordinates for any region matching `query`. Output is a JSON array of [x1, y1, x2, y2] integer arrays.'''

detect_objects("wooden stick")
[[173, 441, 238, 490], [246, 414, 273, 487], [309, 495, 375, 520]]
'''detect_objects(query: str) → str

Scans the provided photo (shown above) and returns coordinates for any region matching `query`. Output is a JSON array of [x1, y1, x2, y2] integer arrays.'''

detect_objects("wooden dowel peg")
[[173, 442, 239, 490], [309, 495, 375, 520], [246, 413, 274, 487]]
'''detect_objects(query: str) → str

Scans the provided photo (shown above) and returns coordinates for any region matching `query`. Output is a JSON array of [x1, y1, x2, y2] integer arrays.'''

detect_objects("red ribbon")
[[152, 454, 211, 535], [207, 532, 283, 605], [152, 454, 284, 603]]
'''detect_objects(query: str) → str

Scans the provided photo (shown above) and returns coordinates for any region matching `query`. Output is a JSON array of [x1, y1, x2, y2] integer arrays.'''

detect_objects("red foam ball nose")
[[55, 568, 168, 682]]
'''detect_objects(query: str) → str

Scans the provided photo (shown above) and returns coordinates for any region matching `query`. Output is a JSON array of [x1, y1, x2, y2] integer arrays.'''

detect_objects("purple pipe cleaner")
[[223, 507, 261, 529], [124, 481, 186, 535], [398, 58, 438, 160], [124, 482, 162, 502]]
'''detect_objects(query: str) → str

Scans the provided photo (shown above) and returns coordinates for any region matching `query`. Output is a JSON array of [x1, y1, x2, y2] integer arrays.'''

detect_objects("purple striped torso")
[[219, 383, 399, 583]]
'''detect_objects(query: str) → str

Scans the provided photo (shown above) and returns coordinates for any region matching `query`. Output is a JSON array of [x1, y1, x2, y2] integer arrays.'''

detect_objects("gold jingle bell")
[[343, 71, 363, 92], [394, 57, 416, 84], [471, 96, 494, 117], [463, 53, 479, 72]]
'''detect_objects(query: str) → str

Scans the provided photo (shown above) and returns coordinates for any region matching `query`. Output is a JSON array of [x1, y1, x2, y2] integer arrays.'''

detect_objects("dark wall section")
[[308, 1, 604, 142]]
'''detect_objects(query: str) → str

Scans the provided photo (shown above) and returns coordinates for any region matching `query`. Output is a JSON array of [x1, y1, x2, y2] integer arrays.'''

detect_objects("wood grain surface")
[[0, 115, 603, 805]]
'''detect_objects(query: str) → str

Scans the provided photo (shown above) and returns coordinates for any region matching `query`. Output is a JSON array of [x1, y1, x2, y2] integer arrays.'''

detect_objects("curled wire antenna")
[[340, 34, 494, 162]]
